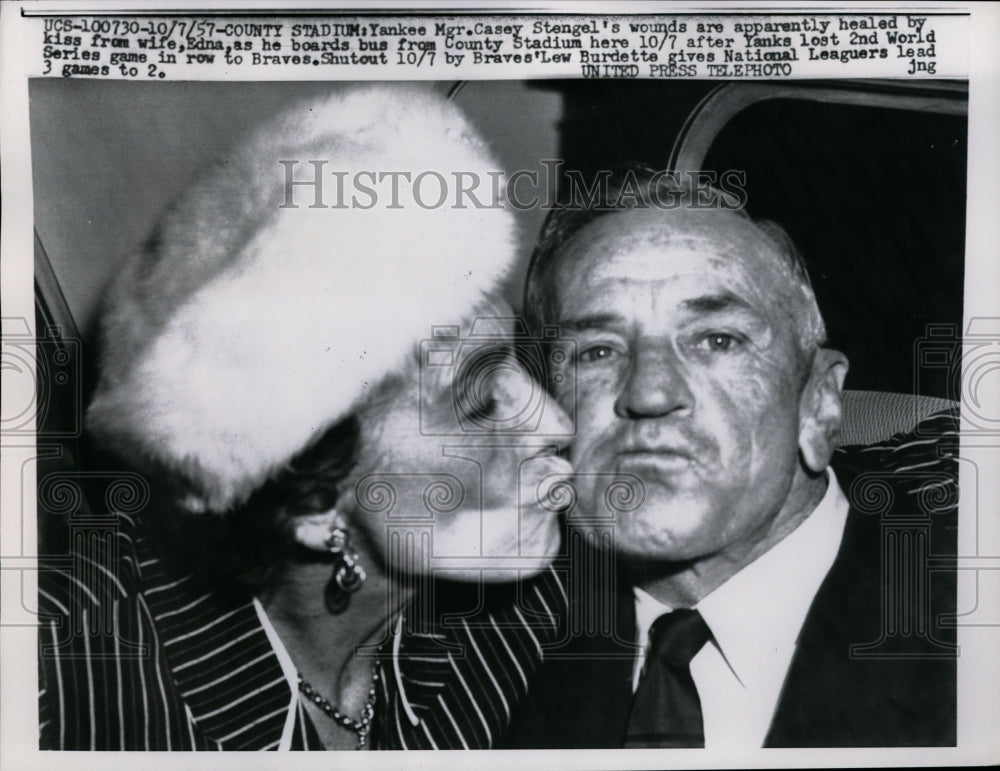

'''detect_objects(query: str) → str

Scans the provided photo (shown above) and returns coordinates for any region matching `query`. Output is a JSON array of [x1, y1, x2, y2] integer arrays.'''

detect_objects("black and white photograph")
[[2, 3, 999, 769]]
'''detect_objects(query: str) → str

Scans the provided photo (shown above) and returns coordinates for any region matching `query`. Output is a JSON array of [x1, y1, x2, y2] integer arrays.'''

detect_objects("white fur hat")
[[86, 84, 517, 514]]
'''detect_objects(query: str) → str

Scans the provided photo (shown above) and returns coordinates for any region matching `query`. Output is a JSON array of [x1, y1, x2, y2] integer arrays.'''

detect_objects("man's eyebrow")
[[554, 313, 624, 332], [681, 292, 759, 315]]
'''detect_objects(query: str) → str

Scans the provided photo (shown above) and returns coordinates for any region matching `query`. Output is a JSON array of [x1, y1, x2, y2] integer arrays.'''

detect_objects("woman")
[[38, 85, 572, 750]]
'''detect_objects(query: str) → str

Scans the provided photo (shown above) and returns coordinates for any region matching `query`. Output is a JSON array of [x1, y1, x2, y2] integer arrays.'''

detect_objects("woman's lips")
[[521, 456, 573, 511], [524, 455, 573, 477]]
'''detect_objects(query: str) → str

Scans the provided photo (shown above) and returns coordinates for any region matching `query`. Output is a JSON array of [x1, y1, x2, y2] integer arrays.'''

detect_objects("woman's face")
[[342, 298, 574, 581]]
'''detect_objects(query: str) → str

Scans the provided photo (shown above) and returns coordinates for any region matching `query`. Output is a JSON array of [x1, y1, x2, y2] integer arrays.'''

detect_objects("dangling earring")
[[324, 526, 366, 614]]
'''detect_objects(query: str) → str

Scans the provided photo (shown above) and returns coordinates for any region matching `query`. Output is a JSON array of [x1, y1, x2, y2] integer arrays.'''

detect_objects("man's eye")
[[699, 333, 743, 352], [577, 345, 617, 364]]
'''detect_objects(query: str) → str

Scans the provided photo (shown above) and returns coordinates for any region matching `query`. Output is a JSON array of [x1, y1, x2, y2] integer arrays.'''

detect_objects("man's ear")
[[799, 348, 849, 473]]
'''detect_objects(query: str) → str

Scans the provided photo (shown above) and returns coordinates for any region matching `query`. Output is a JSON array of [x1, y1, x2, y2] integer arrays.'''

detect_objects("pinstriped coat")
[[37, 510, 567, 750], [39, 410, 959, 749]]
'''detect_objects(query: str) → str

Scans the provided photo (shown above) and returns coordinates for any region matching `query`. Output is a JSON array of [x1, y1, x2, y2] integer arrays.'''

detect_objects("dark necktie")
[[624, 608, 712, 748]]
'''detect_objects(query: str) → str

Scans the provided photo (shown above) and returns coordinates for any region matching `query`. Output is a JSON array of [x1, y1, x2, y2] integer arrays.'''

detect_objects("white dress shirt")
[[632, 468, 850, 747]]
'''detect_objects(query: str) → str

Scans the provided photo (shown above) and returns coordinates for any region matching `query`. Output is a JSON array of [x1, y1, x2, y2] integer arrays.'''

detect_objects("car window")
[[701, 95, 966, 397]]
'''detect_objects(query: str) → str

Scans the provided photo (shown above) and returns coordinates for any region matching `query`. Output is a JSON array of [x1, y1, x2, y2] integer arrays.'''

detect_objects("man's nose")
[[614, 343, 694, 419]]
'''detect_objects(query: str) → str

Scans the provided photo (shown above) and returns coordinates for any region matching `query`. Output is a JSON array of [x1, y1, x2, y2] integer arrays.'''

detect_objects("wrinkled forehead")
[[556, 207, 789, 288]]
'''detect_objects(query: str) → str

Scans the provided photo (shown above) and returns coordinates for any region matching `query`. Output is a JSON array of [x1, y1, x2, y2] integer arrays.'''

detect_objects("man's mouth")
[[616, 447, 695, 472]]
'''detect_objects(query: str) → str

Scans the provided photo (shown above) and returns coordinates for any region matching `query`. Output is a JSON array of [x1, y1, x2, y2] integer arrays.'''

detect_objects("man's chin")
[[574, 506, 710, 562], [611, 537, 703, 563]]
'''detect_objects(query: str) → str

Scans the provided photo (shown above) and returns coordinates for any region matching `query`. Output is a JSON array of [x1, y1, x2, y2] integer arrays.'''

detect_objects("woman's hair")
[[145, 415, 362, 597]]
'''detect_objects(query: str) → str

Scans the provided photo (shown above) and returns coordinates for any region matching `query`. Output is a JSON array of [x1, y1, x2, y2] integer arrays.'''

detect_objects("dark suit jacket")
[[498, 440, 958, 748]]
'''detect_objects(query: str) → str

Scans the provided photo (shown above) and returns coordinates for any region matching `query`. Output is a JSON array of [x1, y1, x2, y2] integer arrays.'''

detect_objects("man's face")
[[345, 299, 573, 581], [548, 208, 834, 564]]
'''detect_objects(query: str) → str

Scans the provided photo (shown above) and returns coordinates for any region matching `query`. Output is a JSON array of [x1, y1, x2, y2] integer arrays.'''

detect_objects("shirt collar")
[[634, 468, 850, 687]]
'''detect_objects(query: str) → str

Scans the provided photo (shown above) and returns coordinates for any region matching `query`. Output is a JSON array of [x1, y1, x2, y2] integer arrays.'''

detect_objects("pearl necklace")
[[297, 665, 380, 750]]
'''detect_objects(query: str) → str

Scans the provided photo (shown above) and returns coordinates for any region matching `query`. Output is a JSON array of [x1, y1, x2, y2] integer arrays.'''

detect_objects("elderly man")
[[487, 173, 957, 748]]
